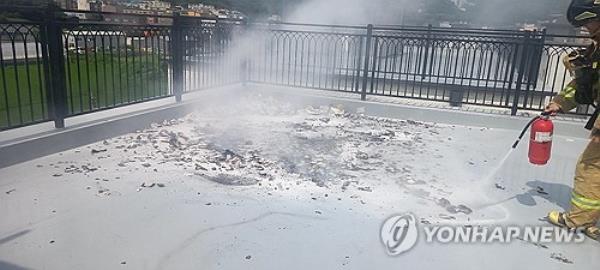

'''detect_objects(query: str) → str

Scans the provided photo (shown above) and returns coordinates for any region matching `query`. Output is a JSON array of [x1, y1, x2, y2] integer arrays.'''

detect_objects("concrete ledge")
[[0, 102, 190, 168], [0, 84, 591, 168]]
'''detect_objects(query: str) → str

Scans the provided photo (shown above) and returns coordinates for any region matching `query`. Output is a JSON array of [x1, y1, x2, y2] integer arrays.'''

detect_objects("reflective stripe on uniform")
[[571, 191, 600, 210], [561, 85, 577, 99], [575, 11, 598, 21]]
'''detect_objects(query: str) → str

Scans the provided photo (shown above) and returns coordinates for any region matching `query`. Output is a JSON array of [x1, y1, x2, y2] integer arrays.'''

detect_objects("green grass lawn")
[[0, 60, 46, 129], [0, 52, 169, 129]]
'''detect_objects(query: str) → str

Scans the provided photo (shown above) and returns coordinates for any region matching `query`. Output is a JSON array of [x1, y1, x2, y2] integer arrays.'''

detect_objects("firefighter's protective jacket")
[[553, 43, 600, 130]]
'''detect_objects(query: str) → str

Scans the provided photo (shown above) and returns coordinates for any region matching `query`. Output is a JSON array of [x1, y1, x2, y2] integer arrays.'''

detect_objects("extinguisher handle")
[[540, 111, 552, 117]]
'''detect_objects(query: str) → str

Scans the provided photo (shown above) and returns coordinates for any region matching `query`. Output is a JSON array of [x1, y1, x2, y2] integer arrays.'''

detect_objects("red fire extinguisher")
[[512, 112, 554, 165]]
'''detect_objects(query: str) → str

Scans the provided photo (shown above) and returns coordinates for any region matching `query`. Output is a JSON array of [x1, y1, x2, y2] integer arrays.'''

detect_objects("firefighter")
[[545, 0, 600, 240]]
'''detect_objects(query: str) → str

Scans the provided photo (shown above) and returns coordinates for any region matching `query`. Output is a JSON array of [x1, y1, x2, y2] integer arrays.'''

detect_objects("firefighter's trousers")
[[565, 140, 600, 228]]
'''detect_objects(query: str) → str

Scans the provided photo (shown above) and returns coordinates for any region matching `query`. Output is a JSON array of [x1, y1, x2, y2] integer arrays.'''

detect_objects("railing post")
[[361, 24, 373, 101], [171, 13, 184, 102], [353, 35, 364, 92], [530, 29, 546, 90], [511, 31, 531, 116], [369, 36, 378, 94], [421, 24, 432, 80], [449, 86, 464, 107], [524, 29, 546, 110], [45, 9, 68, 128]]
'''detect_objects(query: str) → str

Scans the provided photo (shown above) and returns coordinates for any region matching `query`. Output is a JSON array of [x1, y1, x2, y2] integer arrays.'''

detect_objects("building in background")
[[56, 0, 90, 10], [55, 0, 76, 10], [187, 3, 219, 18], [57, 0, 91, 19], [53, 0, 244, 23], [140, 0, 170, 11]]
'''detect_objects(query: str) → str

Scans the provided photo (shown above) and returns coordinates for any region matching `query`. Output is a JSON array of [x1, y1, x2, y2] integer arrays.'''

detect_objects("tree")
[[1, 0, 62, 21], [421, 0, 465, 22], [465, 0, 568, 25]]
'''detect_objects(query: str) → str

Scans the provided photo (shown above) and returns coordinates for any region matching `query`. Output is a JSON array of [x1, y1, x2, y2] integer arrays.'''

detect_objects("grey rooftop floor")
[[0, 85, 598, 270]]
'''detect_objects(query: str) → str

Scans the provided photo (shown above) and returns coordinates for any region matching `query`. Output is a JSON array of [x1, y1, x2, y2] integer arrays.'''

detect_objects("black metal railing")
[[246, 27, 366, 93], [249, 23, 581, 116], [60, 22, 172, 117], [178, 15, 245, 93], [0, 7, 593, 131], [0, 22, 50, 129], [0, 7, 245, 130]]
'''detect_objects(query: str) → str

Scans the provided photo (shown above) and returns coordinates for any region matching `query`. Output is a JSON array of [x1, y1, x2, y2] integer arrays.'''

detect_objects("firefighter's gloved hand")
[[544, 103, 562, 116]]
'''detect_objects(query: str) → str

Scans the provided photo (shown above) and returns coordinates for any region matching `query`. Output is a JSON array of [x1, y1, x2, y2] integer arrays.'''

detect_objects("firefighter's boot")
[[584, 226, 600, 241], [547, 211, 570, 228]]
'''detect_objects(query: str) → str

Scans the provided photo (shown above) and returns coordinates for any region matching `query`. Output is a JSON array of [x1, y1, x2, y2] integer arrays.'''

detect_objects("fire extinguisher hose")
[[511, 111, 551, 149]]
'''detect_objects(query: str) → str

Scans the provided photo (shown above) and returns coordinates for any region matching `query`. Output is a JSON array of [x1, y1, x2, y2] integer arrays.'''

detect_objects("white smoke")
[[284, 0, 419, 26]]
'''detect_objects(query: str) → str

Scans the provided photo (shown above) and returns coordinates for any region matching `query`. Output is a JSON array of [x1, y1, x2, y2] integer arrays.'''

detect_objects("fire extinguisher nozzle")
[[512, 140, 520, 149]]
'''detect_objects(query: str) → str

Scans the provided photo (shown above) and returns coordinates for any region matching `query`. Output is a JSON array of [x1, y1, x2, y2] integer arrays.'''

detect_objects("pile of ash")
[[47, 96, 472, 216]]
